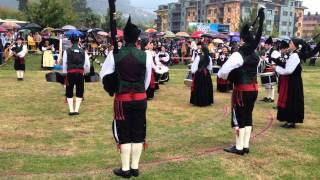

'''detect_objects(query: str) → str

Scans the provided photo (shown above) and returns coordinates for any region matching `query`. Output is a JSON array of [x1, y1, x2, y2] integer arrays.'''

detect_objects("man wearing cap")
[[218, 7, 265, 155], [11, 37, 28, 81], [100, 17, 152, 178], [62, 36, 90, 116]]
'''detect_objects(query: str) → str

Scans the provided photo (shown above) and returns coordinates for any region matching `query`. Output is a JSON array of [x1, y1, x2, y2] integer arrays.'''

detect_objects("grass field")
[[0, 55, 319, 179]]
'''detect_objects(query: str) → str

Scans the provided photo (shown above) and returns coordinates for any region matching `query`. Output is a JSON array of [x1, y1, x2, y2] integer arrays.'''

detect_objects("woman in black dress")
[[190, 47, 213, 106]]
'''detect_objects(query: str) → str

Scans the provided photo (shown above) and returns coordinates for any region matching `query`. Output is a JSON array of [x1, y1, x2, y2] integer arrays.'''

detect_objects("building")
[[155, 5, 169, 32], [303, 12, 320, 39], [155, 0, 306, 37]]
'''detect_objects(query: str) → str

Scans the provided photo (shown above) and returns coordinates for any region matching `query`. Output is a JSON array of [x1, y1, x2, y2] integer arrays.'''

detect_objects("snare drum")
[[260, 72, 277, 85], [212, 65, 221, 74], [184, 70, 193, 87]]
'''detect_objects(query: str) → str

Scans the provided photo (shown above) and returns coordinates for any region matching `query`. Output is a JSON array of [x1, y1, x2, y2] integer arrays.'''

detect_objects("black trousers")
[[231, 91, 258, 128], [113, 100, 147, 144], [65, 73, 84, 98]]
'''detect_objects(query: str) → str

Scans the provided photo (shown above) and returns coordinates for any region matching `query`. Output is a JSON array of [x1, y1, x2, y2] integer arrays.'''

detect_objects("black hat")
[[291, 38, 304, 50], [279, 40, 289, 50], [124, 16, 141, 44], [240, 24, 254, 43], [265, 36, 273, 45]]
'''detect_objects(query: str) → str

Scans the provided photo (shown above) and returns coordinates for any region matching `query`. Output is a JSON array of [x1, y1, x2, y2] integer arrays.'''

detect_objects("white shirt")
[[156, 52, 170, 63], [191, 55, 213, 73], [217, 52, 244, 80], [10, 44, 28, 58], [62, 49, 90, 74], [100, 50, 152, 90], [276, 53, 300, 75], [41, 45, 55, 52]]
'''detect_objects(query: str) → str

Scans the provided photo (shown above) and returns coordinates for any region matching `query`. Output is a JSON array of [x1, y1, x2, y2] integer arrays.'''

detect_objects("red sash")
[[115, 92, 147, 102], [277, 75, 289, 108]]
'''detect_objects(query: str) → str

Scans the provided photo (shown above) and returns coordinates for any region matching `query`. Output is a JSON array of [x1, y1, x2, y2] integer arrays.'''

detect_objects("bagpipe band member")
[[261, 36, 280, 103], [190, 47, 213, 107], [100, 16, 152, 178], [218, 7, 265, 155], [274, 38, 320, 128], [10, 37, 28, 81], [62, 36, 90, 116], [191, 42, 202, 62], [216, 45, 232, 92], [156, 45, 170, 65]]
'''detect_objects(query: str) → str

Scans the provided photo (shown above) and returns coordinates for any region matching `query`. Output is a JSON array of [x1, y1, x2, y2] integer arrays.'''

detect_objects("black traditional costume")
[[216, 48, 232, 92], [275, 38, 320, 128], [100, 16, 152, 178], [62, 38, 90, 116], [190, 47, 213, 106], [11, 38, 28, 81], [218, 8, 265, 155]]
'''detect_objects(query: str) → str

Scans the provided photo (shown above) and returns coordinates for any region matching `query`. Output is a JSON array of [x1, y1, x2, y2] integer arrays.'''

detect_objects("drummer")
[[260, 36, 279, 103], [216, 45, 232, 92]]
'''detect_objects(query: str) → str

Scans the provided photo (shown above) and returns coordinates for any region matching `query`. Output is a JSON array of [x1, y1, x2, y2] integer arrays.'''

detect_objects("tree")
[[0, 7, 26, 20], [238, 4, 266, 34], [26, 0, 77, 28], [101, 8, 126, 32]]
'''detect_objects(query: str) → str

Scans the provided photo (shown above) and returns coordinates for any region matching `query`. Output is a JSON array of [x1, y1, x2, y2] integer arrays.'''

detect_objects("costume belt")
[[115, 92, 147, 102]]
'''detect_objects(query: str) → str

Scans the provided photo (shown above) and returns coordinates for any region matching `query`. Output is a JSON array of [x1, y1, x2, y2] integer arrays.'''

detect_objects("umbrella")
[[22, 23, 42, 31], [97, 31, 109, 36], [65, 29, 84, 38], [62, 25, 77, 31], [1, 21, 20, 29], [176, 32, 190, 38], [145, 28, 157, 33], [163, 31, 176, 38], [191, 31, 204, 39], [41, 27, 54, 33], [88, 28, 103, 33], [230, 36, 240, 42], [213, 39, 224, 44], [0, 26, 7, 33], [156, 32, 165, 36], [228, 32, 239, 36], [18, 29, 31, 38], [202, 32, 227, 40]]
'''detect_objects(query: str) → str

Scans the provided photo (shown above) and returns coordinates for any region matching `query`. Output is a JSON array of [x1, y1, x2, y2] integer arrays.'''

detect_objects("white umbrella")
[[62, 25, 77, 31], [213, 39, 224, 44]]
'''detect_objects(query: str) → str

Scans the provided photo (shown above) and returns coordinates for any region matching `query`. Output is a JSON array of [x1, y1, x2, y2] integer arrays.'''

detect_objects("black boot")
[[113, 168, 131, 178], [283, 123, 296, 129], [243, 148, 250, 154], [224, 146, 244, 155], [130, 169, 139, 177]]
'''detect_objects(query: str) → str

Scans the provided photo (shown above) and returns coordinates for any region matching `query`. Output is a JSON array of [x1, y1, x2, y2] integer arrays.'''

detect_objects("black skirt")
[[190, 69, 213, 106], [14, 57, 25, 71]]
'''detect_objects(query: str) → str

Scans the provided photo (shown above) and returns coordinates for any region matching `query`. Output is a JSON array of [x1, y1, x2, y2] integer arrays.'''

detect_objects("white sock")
[[75, 97, 82, 113], [270, 87, 275, 100], [16, 71, 20, 78], [67, 98, 74, 113], [243, 126, 252, 148], [120, 144, 131, 171], [236, 128, 245, 150], [266, 87, 270, 98], [131, 143, 143, 170], [20, 71, 24, 79]]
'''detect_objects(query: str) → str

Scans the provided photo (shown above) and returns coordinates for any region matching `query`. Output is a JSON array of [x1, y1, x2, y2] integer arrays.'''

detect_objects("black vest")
[[228, 51, 259, 85], [66, 46, 85, 70]]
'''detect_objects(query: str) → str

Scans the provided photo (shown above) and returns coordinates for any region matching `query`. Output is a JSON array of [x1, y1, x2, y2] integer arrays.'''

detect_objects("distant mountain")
[[87, 0, 156, 25]]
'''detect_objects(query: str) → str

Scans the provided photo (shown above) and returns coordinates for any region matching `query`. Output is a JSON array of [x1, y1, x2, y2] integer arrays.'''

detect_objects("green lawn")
[[0, 55, 319, 179]]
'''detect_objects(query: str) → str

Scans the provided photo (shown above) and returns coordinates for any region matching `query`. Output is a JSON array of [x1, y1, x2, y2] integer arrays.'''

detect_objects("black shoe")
[[281, 122, 289, 128], [73, 112, 80, 115], [68, 112, 76, 116], [113, 168, 131, 178], [260, 97, 269, 102], [224, 146, 244, 155], [243, 148, 250, 154], [130, 169, 139, 177], [282, 123, 296, 129]]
